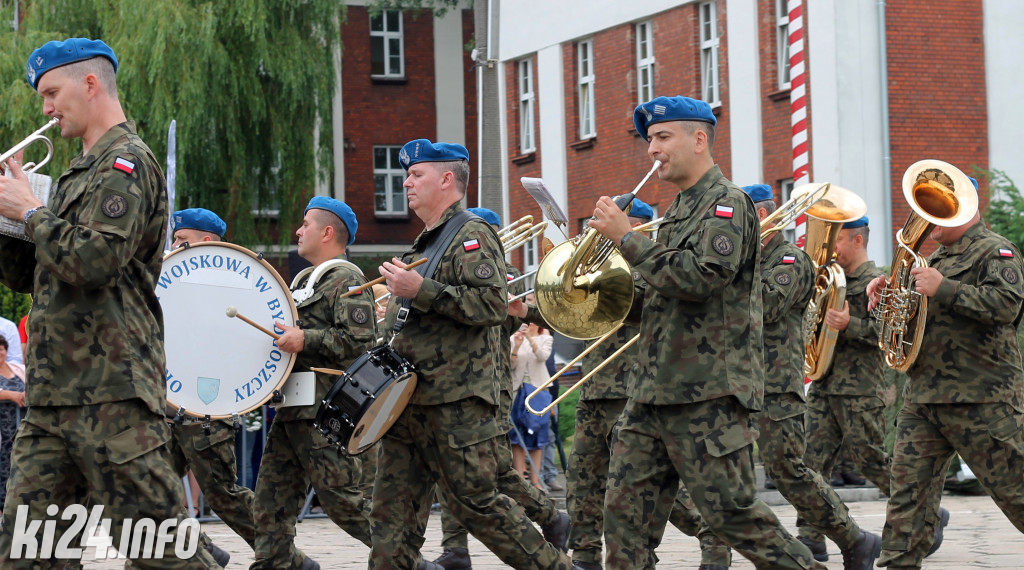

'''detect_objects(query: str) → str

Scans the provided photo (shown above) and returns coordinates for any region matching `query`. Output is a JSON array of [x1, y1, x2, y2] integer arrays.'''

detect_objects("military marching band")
[[0, 37, 1022, 570]]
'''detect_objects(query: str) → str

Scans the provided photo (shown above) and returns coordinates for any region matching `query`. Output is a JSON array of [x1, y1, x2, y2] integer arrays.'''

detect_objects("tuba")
[[876, 160, 978, 371], [801, 184, 868, 380]]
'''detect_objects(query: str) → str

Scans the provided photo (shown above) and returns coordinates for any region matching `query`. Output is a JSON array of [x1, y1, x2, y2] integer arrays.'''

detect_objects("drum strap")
[[291, 259, 366, 305], [392, 210, 480, 336]]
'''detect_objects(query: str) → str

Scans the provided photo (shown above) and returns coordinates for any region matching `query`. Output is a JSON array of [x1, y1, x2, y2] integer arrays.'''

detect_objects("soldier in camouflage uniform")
[[0, 39, 221, 568], [371, 139, 574, 570], [797, 216, 894, 559], [563, 200, 652, 570], [250, 196, 376, 569], [670, 184, 881, 569], [867, 201, 1024, 568], [431, 207, 569, 570], [589, 96, 823, 570]]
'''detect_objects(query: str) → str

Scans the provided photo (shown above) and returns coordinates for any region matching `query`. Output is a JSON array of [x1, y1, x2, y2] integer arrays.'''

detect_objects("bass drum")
[[159, 242, 299, 418]]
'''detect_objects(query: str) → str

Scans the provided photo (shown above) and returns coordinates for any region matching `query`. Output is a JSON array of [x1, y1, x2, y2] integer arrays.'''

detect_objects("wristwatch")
[[23, 206, 42, 224], [620, 231, 634, 246]]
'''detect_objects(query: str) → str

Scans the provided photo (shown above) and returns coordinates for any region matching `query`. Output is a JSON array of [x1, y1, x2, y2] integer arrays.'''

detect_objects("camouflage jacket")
[[761, 234, 815, 397], [383, 203, 507, 406], [0, 122, 168, 414], [276, 257, 377, 422], [812, 259, 885, 398], [905, 223, 1024, 408], [618, 165, 764, 409], [580, 270, 646, 401]]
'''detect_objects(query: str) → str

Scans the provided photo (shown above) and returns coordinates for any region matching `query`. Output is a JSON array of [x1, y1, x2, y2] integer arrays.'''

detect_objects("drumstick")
[[311, 367, 346, 376], [340, 257, 429, 298], [225, 306, 281, 340]]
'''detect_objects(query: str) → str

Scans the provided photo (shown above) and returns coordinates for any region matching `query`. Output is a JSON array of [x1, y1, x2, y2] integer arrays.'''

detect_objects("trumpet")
[[1, 118, 61, 174]]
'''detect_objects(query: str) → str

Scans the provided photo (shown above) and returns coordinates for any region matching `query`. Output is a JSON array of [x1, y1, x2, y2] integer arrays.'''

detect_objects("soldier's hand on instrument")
[[380, 257, 424, 299], [866, 275, 888, 311], [274, 322, 306, 354], [825, 301, 851, 331], [590, 196, 631, 244], [910, 266, 943, 297], [508, 295, 528, 318], [0, 159, 44, 221]]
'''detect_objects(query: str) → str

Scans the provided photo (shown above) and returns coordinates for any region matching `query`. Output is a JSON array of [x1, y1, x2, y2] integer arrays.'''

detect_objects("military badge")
[[350, 306, 370, 324], [711, 234, 734, 256], [633, 270, 642, 282], [113, 156, 136, 174], [474, 262, 495, 279], [101, 194, 128, 218], [1002, 266, 1019, 285], [999, 248, 1015, 258], [775, 272, 791, 285], [197, 376, 220, 405], [714, 205, 734, 218]]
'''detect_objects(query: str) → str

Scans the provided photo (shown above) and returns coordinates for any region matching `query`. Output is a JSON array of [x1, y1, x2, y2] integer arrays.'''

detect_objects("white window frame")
[[373, 145, 408, 216], [523, 238, 539, 288], [777, 0, 792, 89], [635, 21, 655, 104], [779, 179, 796, 243], [577, 39, 596, 139], [699, 1, 721, 107], [370, 10, 404, 78], [518, 58, 536, 153]]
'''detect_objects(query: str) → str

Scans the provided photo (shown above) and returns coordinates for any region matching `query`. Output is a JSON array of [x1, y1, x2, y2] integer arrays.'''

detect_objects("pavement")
[[76, 473, 1024, 569]]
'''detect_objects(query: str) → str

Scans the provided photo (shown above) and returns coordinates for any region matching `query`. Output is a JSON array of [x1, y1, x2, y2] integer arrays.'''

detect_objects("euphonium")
[[1, 117, 60, 174], [801, 184, 868, 380], [876, 160, 978, 372]]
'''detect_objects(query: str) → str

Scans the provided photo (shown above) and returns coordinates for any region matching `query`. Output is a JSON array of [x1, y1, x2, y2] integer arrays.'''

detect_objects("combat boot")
[[572, 562, 602, 570], [299, 556, 321, 570], [205, 542, 230, 567], [841, 530, 881, 570], [926, 507, 950, 557], [432, 547, 472, 569], [697, 565, 729, 569], [542, 511, 571, 551], [798, 536, 829, 562], [417, 560, 446, 570]]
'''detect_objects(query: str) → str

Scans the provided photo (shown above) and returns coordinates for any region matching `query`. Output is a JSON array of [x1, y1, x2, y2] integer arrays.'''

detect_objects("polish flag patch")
[[113, 157, 135, 174], [463, 239, 480, 251], [506, 273, 515, 281], [714, 205, 734, 218], [999, 248, 1014, 258], [781, 255, 796, 264]]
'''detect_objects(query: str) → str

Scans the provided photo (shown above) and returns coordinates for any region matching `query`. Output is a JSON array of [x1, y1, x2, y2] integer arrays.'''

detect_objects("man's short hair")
[[311, 208, 350, 246], [62, 57, 118, 97], [754, 199, 777, 215], [681, 121, 716, 152], [435, 160, 470, 195], [849, 225, 869, 246]]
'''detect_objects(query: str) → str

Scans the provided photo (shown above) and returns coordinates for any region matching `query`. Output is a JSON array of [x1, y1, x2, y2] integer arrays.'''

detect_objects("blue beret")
[[633, 96, 716, 141], [968, 176, 979, 191], [467, 207, 501, 227], [398, 139, 469, 170], [742, 184, 774, 203], [628, 199, 654, 221], [172, 208, 226, 238], [305, 196, 358, 245], [843, 216, 869, 229], [26, 38, 118, 89]]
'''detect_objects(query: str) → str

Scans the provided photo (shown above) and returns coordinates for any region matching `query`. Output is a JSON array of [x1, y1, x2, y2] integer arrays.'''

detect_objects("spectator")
[[0, 317, 23, 365], [0, 334, 26, 512], [509, 321, 554, 489]]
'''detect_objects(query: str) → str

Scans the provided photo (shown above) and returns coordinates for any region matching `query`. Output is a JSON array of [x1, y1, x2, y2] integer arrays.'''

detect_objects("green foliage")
[[367, 0, 466, 18], [977, 168, 1024, 255], [0, 283, 30, 324], [1, 0, 342, 248]]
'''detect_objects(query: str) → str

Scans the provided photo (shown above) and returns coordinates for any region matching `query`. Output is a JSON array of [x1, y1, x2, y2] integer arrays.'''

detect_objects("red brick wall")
[[885, 0, 987, 253], [341, 6, 441, 245]]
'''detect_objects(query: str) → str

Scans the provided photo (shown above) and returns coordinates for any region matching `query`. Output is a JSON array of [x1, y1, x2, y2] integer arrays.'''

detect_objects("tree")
[[978, 168, 1024, 255], [1, 0, 343, 247]]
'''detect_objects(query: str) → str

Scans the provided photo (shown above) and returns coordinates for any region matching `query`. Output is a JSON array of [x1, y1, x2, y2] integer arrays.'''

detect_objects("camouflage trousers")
[[800, 391, 891, 542], [369, 398, 572, 570], [564, 398, 627, 565], [0, 401, 221, 569], [251, 418, 370, 569], [878, 402, 1024, 569], [169, 420, 257, 546], [670, 485, 730, 566], [672, 393, 864, 565], [604, 397, 823, 570]]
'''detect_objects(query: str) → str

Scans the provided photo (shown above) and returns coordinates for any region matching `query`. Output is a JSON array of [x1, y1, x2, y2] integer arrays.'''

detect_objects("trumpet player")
[[671, 184, 882, 569], [867, 178, 1024, 569], [589, 95, 824, 570]]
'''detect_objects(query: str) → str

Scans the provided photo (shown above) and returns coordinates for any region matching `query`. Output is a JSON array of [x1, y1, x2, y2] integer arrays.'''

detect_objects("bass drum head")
[[159, 242, 298, 418], [347, 371, 417, 455]]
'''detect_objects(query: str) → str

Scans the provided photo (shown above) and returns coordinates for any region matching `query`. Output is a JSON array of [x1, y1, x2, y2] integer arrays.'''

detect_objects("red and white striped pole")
[[788, 0, 810, 248]]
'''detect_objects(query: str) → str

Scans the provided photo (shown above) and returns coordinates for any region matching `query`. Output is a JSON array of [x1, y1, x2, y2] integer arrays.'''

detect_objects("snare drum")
[[314, 344, 418, 455], [159, 242, 299, 418]]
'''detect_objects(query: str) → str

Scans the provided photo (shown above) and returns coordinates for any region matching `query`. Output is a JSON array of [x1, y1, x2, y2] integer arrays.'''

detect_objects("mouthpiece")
[[225, 306, 238, 318]]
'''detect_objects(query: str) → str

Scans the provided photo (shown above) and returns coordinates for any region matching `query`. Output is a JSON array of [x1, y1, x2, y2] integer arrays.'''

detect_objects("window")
[[776, 0, 791, 88], [518, 59, 536, 153], [523, 238, 539, 288], [779, 179, 796, 243], [635, 21, 655, 104], [370, 10, 404, 77], [577, 40, 596, 139], [699, 1, 720, 106], [373, 146, 407, 215]]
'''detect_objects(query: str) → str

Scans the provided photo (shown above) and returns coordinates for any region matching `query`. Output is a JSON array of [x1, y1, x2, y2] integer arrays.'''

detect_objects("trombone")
[[759, 182, 832, 240], [1, 117, 61, 174], [499, 215, 549, 253]]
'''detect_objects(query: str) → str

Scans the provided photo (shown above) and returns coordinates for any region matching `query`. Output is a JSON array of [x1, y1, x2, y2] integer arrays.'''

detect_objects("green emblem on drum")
[[197, 376, 220, 405]]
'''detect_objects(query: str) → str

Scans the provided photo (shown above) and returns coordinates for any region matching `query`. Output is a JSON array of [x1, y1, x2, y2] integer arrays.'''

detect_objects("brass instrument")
[[760, 182, 832, 240], [498, 215, 549, 252], [1, 118, 60, 174], [877, 160, 978, 371], [533, 161, 661, 340], [802, 184, 868, 380]]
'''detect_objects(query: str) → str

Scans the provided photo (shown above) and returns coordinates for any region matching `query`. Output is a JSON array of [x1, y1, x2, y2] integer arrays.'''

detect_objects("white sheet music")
[[520, 177, 569, 235], [0, 168, 51, 241]]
